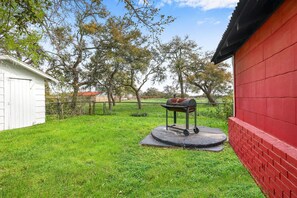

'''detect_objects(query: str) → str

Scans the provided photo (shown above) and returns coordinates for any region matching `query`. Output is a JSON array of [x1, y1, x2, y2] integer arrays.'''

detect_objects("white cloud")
[[157, 0, 173, 8], [197, 18, 220, 25], [197, 20, 206, 25], [138, 0, 150, 5], [160, 0, 239, 10]]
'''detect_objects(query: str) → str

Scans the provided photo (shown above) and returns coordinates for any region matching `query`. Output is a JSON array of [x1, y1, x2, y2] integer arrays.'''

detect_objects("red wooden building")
[[212, 0, 297, 197]]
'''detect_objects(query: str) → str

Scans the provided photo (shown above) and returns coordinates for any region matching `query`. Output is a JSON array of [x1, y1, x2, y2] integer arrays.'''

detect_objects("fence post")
[[61, 102, 64, 119], [88, 100, 92, 115], [103, 102, 106, 114], [92, 101, 96, 115], [57, 99, 60, 119], [57, 98, 64, 119]]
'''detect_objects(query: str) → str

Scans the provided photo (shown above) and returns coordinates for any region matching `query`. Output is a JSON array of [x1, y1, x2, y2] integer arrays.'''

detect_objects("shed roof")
[[0, 55, 58, 83], [212, 0, 284, 64]]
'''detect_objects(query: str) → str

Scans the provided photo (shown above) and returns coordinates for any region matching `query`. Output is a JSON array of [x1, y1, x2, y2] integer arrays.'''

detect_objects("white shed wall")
[[0, 60, 46, 130], [0, 73, 4, 130], [34, 79, 46, 124]]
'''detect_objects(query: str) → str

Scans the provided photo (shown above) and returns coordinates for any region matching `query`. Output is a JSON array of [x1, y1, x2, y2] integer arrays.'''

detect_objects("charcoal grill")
[[161, 97, 199, 136]]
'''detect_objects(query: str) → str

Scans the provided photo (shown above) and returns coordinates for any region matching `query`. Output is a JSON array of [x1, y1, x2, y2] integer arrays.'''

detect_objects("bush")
[[130, 112, 148, 117], [215, 96, 233, 120]]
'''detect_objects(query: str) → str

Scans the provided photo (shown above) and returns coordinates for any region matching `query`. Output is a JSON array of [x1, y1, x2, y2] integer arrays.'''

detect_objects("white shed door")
[[8, 78, 33, 129]]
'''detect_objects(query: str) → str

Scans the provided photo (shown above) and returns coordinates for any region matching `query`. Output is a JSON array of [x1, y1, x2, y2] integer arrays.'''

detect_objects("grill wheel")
[[183, 129, 190, 136], [194, 127, 199, 134]]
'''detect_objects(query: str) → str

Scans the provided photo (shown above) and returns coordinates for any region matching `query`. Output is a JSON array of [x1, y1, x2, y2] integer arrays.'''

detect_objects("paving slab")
[[140, 125, 227, 151], [140, 133, 224, 152], [150, 126, 227, 148]]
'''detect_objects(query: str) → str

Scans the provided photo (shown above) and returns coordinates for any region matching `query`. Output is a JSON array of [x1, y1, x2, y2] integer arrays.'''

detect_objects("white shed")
[[0, 55, 57, 130]]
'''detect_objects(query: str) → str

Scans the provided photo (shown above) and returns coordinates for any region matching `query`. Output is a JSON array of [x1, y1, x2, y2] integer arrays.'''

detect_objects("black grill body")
[[161, 98, 199, 136]]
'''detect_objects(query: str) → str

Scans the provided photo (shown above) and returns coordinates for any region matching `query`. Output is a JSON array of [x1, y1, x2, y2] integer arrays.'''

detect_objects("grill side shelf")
[[161, 104, 196, 113]]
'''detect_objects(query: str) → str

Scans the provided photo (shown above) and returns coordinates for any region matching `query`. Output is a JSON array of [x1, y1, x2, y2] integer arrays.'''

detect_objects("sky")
[[102, 0, 239, 92], [105, 0, 239, 51], [154, 0, 239, 51], [117, 0, 239, 91]]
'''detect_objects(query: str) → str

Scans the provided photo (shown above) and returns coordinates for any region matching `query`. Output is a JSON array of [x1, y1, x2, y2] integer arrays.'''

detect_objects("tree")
[[45, 0, 173, 111], [120, 42, 166, 109], [0, 0, 50, 65], [142, 88, 165, 98], [184, 51, 232, 105], [91, 59, 122, 111], [45, 0, 109, 110], [89, 15, 167, 110], [88, 17, 137, 110], [113, 84, 130, 103], [162, 36, 200, 98], [120, 0, 174, 36], [163, 85, 178, 98]]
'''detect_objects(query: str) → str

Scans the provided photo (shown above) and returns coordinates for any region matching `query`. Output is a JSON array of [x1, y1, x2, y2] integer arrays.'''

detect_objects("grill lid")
[[166, 98, 196, 107]]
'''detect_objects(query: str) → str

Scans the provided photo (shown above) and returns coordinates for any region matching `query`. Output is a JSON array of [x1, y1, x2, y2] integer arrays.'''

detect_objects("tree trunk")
[[111, 93, 116, 106], [71, 85, 79, 112], [107, 90, 112, 111], [178, 73, 185, 98], [135, 91, 142, 109], [70, 66, 80, 112], [205, 92, 216, 106], [119, 95, 122, 103]]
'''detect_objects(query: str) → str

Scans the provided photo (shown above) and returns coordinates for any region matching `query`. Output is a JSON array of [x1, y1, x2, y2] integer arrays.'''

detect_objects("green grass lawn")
[[0, 103, 263, 197]]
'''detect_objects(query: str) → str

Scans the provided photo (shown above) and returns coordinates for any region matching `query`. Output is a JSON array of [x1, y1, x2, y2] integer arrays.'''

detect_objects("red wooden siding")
[[231, 0, 297, 196], [234, 0, 297, 147]]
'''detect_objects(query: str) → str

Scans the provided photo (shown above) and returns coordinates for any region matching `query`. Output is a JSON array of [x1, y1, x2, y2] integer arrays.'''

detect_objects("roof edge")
[[0, 55, 58, 83], [212, 0, 284, 64]]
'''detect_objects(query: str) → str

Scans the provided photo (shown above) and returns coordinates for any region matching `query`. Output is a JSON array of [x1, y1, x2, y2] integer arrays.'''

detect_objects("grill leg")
[[166, 109, 168, 130], [174, 111, 176, 126], [194, 108, 199, 134], [194, 109, 197, 128], [186, 109, 189, 130]]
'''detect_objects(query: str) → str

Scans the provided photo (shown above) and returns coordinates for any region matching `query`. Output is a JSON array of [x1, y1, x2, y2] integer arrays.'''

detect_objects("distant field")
[[122, 97, 212, 103], [0, 102, 262, 197], [94, 98, 231, 121]]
